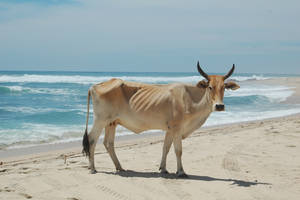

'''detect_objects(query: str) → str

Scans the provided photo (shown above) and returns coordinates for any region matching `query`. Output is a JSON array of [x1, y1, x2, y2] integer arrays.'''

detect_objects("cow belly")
[[117, 113, 168, 134]]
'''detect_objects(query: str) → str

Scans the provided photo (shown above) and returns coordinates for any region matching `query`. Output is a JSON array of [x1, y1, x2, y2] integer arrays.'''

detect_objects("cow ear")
[[225, 81, 240, 90], [197, 80, 208, 88]]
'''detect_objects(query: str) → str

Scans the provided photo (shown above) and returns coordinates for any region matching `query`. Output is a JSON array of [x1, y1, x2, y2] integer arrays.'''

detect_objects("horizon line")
[[0, 69, 299, 76]]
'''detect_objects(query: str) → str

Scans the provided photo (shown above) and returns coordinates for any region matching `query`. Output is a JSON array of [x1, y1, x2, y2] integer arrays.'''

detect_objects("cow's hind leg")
[[159, 131, 173, 174], [173, 134, 187, 178], [88, 121, 104, 174], [103, 122, 124, 172]]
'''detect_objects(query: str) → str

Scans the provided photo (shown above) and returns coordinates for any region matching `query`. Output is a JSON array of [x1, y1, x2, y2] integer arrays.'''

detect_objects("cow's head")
[[196, 61, 240, 111]]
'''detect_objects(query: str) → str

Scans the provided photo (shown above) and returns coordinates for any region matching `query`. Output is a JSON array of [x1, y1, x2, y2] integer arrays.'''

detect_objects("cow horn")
[[224, 64, 235, 80], [197, 61, 210, 81]]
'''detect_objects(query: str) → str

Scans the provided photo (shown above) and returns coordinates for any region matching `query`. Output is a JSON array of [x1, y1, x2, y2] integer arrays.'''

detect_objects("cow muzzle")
[[215, 104, 225, 111]]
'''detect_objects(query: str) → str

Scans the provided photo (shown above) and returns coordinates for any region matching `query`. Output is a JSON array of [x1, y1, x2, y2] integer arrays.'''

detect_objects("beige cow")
[[82, 62, 240, 177]]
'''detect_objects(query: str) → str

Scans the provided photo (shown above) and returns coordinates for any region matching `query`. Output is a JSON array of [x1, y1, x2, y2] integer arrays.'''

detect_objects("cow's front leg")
[[159, 131, 173, 174], [173, 134, 187, 178]]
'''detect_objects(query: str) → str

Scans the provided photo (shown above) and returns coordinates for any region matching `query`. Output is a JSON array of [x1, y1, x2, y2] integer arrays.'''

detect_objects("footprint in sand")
[[19, 193, 32, 199], [97, 185, 131, 200], [0, 168, 8, 173], [0, 187, 15, 192], [222, 157, 241, 172], [222, 146, 242, 172]]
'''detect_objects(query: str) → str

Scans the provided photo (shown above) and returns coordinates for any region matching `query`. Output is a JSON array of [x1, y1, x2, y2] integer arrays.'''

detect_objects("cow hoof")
[[90, 169, 97, 174], [116, 168, 125, 172], [160, 169, 169, 174], [159, 166, 169, 174], [176, 171, 188, 178]]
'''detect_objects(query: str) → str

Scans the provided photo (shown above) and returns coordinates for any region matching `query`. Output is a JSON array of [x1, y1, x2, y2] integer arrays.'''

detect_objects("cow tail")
[[82, 89, 91, 157]]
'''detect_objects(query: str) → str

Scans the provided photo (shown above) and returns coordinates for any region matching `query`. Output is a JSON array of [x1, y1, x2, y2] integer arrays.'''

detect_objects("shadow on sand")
[[98, 170, 271, 187]]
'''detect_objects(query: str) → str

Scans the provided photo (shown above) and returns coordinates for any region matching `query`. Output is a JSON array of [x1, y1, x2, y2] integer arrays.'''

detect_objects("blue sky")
[[0, 0, 299, 74]]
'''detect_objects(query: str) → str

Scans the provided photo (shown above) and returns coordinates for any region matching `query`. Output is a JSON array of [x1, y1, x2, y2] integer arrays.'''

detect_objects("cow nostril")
[[215, 104, 224, 110]]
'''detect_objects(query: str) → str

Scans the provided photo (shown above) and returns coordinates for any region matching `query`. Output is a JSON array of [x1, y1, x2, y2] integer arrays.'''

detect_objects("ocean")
[[1, 71, 300, 150]]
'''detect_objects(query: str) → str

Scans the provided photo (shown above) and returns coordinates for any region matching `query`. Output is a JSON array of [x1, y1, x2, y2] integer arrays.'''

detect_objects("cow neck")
[[186, 85, 213, 114], [193, 88, 212, 113]]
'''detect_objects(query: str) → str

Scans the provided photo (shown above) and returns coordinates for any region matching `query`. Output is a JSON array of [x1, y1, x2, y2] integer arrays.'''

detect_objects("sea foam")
[[0, 74, 270, 84], [226, 85, 295, 102]]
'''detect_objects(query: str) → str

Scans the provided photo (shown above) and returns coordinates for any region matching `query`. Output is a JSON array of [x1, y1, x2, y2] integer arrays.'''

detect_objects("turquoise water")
[[1, 71, 300, 149]]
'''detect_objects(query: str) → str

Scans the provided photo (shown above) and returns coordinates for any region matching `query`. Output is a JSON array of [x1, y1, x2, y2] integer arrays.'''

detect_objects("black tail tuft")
[[82, 129, 90, 157]]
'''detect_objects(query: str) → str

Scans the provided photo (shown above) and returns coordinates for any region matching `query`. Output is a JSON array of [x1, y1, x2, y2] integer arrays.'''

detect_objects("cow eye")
[[208, 86, 212, 90]]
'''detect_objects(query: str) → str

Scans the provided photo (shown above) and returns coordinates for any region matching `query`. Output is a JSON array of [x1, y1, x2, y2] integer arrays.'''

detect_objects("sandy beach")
[[1, 77, 300, 200]]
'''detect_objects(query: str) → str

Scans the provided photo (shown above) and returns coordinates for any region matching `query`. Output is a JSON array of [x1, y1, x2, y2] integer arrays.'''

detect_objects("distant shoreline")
[[254, 77, 300, 104]]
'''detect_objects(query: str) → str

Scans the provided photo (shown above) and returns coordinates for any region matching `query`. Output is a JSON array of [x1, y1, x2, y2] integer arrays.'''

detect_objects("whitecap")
[[225, 85, 295, 102], [0, 74, 270, 84], [229, 75, 270, 82]]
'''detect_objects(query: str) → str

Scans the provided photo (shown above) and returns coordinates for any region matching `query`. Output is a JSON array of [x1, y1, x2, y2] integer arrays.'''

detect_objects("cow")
[[82, 62, 240, 177]]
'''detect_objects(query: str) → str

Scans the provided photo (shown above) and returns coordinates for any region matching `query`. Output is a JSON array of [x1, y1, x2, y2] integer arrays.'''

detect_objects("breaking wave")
[[0, 85, 74, 95], [0, 74, 270, 84]]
